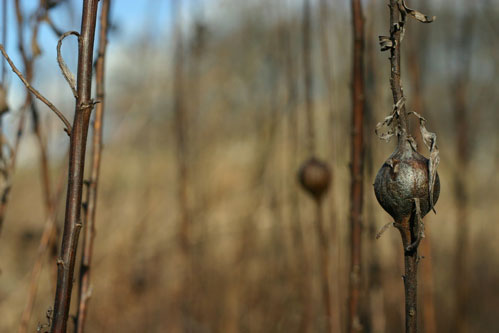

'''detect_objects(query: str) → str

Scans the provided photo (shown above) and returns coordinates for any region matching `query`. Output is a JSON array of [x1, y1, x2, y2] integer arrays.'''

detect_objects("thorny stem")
[[75, 1, 111, 332], [348, 0, 365, 332], [51, 1, 99, 332]]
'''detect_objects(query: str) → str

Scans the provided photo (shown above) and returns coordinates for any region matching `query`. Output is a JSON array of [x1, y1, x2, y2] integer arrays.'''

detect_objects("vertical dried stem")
[[51, 1, 100, 332], [281, 17, 312, 332], [452, 10, 473, 333], [387, 2, 416, 332], [318, 1, 342, 331], [407, 15, 437, 333], [302, 0, 315, 154], [172, 1, 193, 329], [314, 199, 333, 333], [348, 0, 365, 332], [1, 0, 6, 83], [75, 0, 111, 331]]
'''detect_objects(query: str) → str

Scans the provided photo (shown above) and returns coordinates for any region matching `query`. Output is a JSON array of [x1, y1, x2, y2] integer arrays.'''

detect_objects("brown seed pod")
[[374, 141, 440, 222], [298, 157, 331, 200]]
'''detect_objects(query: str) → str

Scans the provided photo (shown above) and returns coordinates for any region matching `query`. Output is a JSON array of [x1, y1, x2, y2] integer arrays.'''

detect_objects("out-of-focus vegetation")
[[0, 0, 498, 332]]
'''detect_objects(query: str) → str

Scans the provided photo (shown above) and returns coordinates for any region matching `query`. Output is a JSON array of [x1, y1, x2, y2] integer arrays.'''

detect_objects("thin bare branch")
[[75, 0, 111, 331], [51, 0, 100, 331], [57, 31, 79, 99], [0, 45, 71, 134]]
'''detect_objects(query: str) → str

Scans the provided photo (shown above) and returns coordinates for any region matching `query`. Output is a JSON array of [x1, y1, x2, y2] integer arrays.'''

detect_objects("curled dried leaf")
[[408, 111, 440, 212], [375, 97, 406, 141], [375, 113, 396, 142], [400, 0, 435, 23], [379, 35, 393, 51]]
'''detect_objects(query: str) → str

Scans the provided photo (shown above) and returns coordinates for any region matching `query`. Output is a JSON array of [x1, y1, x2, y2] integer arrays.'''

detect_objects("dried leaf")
[[405, 198, 425, 252], [408, 111, 439, 212], [378, 35, 393, 51], [400, 0, 435, 23], [375, 114, 396, 141], [375, 98, 406, 142], [376, 221, 394, 239]]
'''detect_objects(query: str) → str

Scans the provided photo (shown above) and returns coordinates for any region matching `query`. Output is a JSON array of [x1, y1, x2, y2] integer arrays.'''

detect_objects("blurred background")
[[0, 0, 498, 332]]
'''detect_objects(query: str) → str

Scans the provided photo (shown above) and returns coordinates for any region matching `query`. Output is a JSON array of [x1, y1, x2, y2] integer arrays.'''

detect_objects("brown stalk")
[[407, 13, 437, 333], [387, 2, 415, 331], [452, 9, 473, 333], [300, 1, 334, 330], [51, 0, 100, 331], [75, 1, 111, 331], [172, 1, 193, 329], [302, 0, 315, 155], [281, 16, 312, 333], [1, 0, 6, 83], [348, 0, 365, 332], [382, 1, 436, 332], [318, 1, 342, 330], [314, 199, 334, 333]]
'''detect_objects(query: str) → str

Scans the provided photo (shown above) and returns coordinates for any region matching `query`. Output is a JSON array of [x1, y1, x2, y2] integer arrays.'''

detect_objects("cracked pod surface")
[[374, 141, 440, 222]]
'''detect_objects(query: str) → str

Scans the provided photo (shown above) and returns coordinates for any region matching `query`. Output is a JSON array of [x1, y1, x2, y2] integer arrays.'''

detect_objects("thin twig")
[[348, 0, 366, 331], [57, 31, 79, 99], [0, 45, 71, 134], [51, 0, 100, 331], [1, 0, 6, 83], [75, 1, 111, 331], [19, 166, 67, 333]]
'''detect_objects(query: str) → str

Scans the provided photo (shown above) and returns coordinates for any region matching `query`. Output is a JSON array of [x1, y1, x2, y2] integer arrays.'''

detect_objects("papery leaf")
[[401, 0, 435, 23], [379, 35, 393, 51], [408, 111, 440, 212]]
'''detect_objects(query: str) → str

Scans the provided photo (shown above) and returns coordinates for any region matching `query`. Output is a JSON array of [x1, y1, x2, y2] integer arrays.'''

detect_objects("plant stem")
[[314, 199, 333, 333], [388, 0, 408, 144], [388, 3, 418, 332], [348, 0, 365, 331], [396, 215, 418, 333], [51, 1, 99, 332], [302, 0, 315, 155], [75, 1, 111, 332]]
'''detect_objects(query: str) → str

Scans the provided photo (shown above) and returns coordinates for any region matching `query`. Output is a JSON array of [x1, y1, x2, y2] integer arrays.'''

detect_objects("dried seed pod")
[[298, 157, 331, 200], [374, 140, 440, 222]]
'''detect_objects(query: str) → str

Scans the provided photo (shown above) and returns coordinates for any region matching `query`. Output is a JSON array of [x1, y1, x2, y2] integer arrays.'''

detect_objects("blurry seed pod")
[[298, 157, 331, 201]]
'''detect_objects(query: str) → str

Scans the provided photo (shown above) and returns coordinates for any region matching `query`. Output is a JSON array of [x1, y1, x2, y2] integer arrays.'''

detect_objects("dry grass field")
[[0, 0, 498, 332]]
